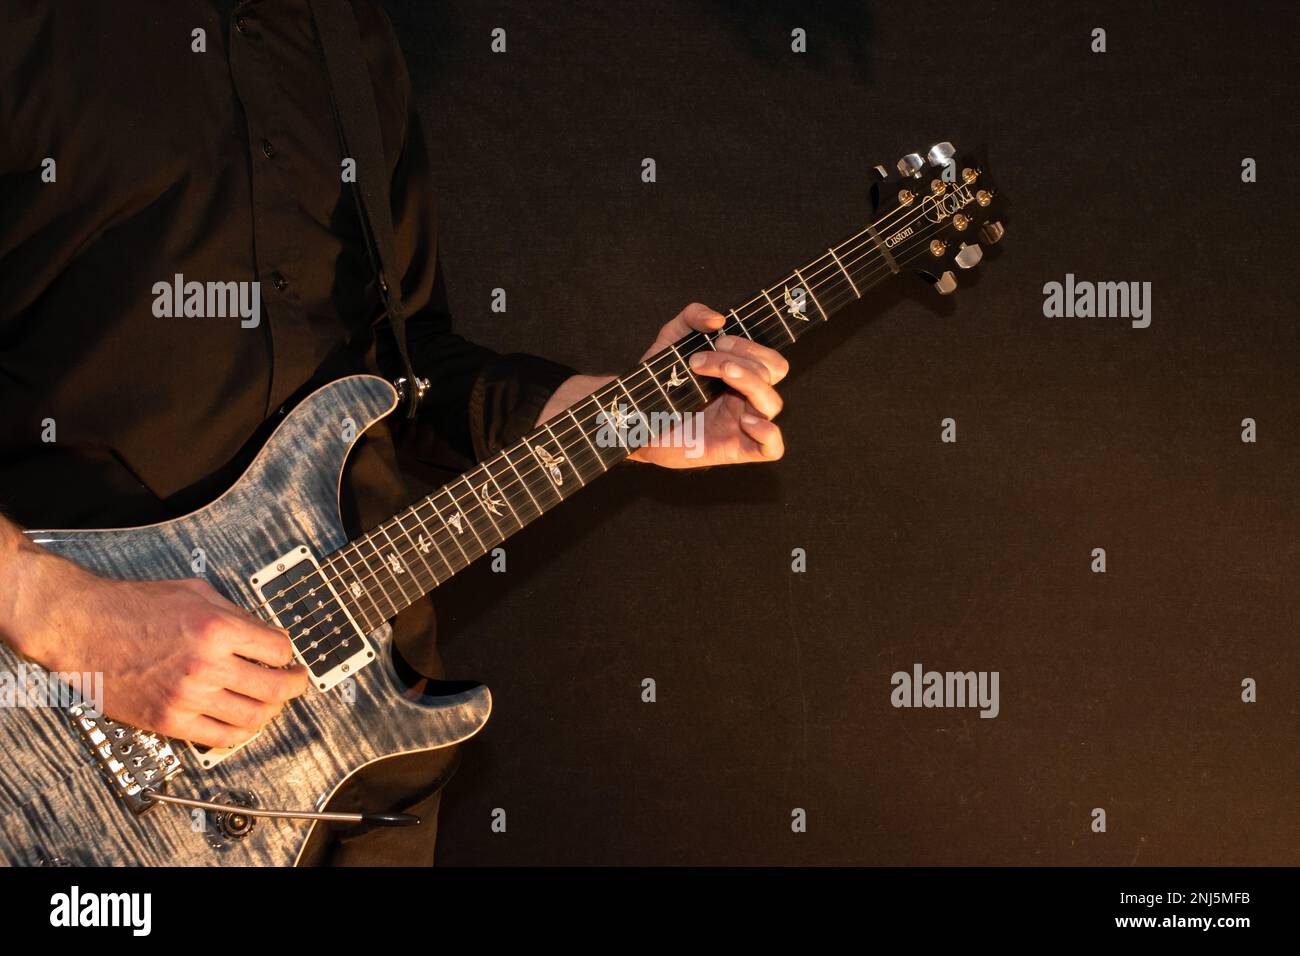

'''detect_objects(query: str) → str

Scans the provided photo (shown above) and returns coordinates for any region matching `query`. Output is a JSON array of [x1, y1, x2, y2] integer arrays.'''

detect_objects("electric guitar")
[[0, 142, 1005, 866]]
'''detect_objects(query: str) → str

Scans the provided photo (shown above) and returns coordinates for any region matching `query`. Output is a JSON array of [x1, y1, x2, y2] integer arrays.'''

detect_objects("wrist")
[[0, 529, 79, 666], [535, 374, 615, 426]]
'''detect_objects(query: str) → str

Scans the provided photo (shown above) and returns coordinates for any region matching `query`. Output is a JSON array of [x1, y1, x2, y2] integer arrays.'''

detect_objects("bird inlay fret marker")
[[536, 445, 567, 485], [784, 285, 809, 321], [607, 398, 637, 435], [479, 485, 505, 515]]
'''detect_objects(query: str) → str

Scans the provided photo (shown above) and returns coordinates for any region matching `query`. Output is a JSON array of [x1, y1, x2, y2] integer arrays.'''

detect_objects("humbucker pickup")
[[250, 546, 374, 693]]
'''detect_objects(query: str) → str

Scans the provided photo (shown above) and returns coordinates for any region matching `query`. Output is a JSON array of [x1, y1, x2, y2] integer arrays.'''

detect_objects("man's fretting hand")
[[538, 303, 788, 468]]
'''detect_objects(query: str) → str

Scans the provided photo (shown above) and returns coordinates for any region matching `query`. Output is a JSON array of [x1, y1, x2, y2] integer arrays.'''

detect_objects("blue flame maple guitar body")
[[0, 375, 491, 867]]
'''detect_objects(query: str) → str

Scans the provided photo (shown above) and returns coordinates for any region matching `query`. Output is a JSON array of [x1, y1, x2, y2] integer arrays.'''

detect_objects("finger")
[[205, 688, 281, 729], [689, 354, 783, 419], [739, 412, 785, 461], [225, 617, 297, 667], [687, 350, 771, 384], [657, 303, 724, 345], [715, 335, 790, 384], [224, 656, 309, 704], [182, 714, 260, 750]]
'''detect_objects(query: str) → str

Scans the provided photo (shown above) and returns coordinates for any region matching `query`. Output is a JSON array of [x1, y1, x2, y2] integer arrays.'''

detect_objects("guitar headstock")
[[869, 141, 1005, 296]]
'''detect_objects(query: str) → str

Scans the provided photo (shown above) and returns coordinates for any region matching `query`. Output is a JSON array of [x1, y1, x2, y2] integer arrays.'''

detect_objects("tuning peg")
[[954, 242, 982, 270], [926, 142, 955, 167], [933, 271, 958, 295], [871, 164, 890, 181], [980, 221, 1005, 244], [896, 153, 925, 178]]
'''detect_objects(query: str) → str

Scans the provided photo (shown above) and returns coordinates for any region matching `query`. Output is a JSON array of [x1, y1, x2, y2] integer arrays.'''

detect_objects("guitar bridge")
[[67, 703, 184, 815]]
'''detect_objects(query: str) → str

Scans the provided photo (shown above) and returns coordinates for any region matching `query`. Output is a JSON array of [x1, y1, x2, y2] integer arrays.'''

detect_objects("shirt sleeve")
[[372, 19, 575, 465]]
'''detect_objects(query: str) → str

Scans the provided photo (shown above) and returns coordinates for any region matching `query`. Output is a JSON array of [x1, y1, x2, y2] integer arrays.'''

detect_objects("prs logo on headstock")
[[869, 141, 1006, 297], [922, 182, 977, 224]]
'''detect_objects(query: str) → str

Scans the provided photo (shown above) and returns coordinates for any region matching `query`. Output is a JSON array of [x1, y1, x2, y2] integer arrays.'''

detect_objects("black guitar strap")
[[308, 0, 423, 418]]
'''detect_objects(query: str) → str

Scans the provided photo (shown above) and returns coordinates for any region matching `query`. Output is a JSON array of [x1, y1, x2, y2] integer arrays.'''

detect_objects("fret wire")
[[727, 308, 754, 341], [519, 440, 565, 507], [566, 406, 607, 473], [479, 457, 527, 531], [589, 387, 629, 452], [759, 287, 797, 343], [345, 537, 394, 619], [461, 472, 506, 540], [427, 488, 474, 563], [312, 206, 937, 624], [373, 523, 420, 604], [407, 500, 458, 578], [827, 246, 861, 297], [614, 378, 644, 421], [645, 347, 703, 412], [441, 481, 492, 552], [339, 544, 390, 625], [540, 420, 583, 489], [497, 444, 545, 515], [388, 510, 444, 588], [359, 534, 403, 617], [322, 551, 380, 633], [524, 432, 568, 497], [584, 387, 637, 464], [668, 342, 710, 404], [793, 266, 828, 321], [640, 361, 679, 419]]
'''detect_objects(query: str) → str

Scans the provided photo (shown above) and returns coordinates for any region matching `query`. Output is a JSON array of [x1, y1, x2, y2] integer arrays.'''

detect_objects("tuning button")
[[896, 153, 925, 179], [927, 142, 955, 167], [954, 242, 983, 269], [933, 271, 958, 295], [980, 221, 1005, 244]]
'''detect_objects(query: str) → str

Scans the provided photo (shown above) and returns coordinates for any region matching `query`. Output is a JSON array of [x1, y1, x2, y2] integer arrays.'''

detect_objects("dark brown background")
[[385, 0, 1297, 865]]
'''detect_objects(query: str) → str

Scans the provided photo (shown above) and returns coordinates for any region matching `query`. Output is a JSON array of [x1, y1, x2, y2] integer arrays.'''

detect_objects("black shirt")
[[0, 0, 578, 863], [0, 0, 574, 532]]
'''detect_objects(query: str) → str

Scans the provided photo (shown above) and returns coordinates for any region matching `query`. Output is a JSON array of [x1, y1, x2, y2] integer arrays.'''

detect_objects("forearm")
[[0, 514, 88, 666]]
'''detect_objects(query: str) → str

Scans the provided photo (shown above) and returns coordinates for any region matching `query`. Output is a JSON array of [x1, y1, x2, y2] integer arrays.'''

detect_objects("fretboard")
[[318, 209, 926, 632]]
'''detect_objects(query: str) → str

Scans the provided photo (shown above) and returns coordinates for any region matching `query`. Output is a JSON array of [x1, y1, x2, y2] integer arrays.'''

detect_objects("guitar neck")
[[318, 212, 924, 632]]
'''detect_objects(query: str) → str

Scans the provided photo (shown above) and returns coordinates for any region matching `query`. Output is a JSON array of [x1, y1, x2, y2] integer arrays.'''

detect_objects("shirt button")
[[270, 272, 288, 292], [261, 139, 275, 159]]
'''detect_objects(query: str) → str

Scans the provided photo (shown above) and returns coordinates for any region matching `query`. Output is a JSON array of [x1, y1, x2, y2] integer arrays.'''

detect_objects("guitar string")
[[290, 211, 978, 656], [274, 201, 965, 638], [257, 203, 978, 649], [250, 174, 995, 644], [266, 208, 975, 657]]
